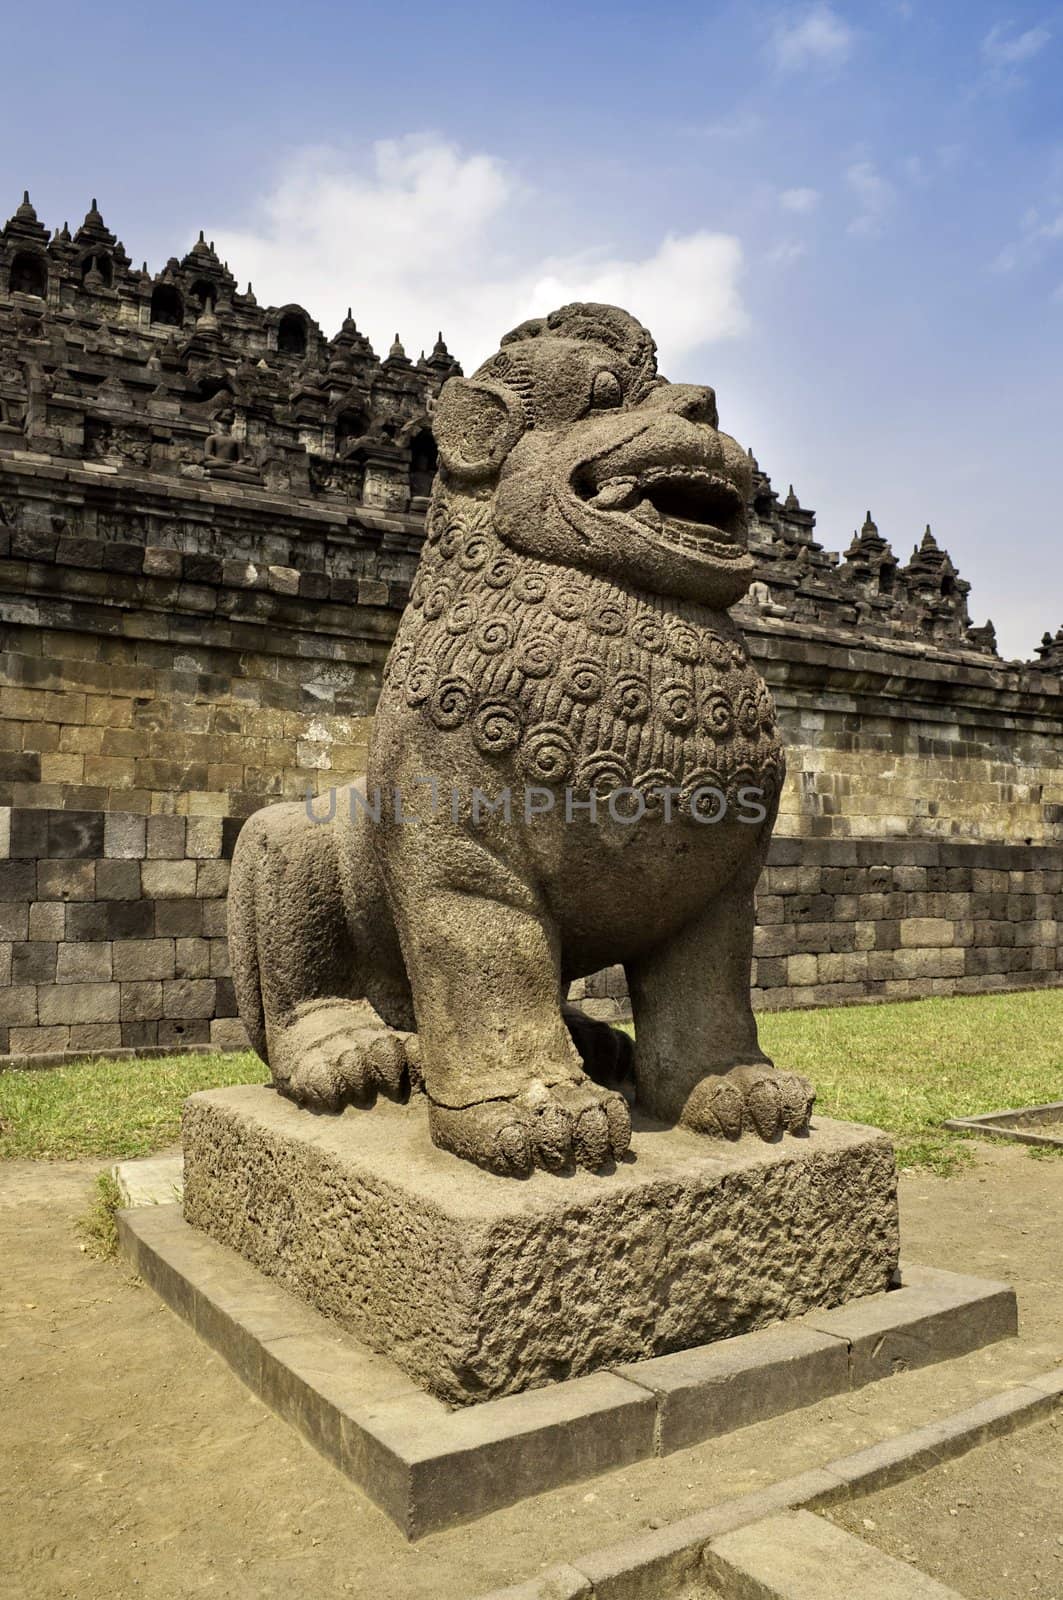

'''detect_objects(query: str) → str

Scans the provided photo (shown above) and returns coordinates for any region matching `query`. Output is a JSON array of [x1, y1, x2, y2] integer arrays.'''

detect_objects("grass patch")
[[0, 990, 1060, 1172], [1027, 1142, 1063, 1162], [0, 1050, 264, 1160], [76, 1170, 124, 1259], [757, 988, 1063, 1174]]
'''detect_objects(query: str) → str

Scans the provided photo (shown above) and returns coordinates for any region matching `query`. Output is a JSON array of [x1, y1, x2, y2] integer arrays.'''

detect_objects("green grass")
[[757, 989, 1063, 1174], [0, 1050, 264, 1160], [76, 1170, 124, 1259], [0, 990, 1060, 1172]]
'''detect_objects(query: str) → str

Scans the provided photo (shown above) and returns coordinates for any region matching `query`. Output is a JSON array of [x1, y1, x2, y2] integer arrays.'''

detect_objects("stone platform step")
[[118, 1201, 1016, 1539]]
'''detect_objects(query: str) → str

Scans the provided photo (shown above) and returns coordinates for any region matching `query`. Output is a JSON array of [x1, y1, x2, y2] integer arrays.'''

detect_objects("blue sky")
[[4, 0, 1061, 657]]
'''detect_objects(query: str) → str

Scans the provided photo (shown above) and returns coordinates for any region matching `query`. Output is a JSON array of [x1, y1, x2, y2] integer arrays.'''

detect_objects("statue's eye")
[[590, 370, 623, 409]]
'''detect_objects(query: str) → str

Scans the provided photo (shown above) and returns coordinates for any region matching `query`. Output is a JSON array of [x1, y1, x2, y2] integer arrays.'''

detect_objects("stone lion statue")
[[229, 303, 814, 1175]]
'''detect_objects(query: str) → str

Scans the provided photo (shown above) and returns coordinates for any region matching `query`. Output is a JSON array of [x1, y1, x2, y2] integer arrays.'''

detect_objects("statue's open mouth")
[[573, 465, 748, 559]]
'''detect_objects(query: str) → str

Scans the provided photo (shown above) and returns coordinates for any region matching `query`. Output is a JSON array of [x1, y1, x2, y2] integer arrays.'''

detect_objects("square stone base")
[[118, 1202, 1016, 1537], [183, 1085, 899, 1405]]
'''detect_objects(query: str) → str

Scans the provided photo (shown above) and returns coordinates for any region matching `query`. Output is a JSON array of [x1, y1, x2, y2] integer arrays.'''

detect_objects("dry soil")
[[2, 1140, 1061, 1599]]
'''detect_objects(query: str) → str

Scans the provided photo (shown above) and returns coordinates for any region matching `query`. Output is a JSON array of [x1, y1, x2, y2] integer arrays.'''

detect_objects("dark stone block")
[[0, 752, 41, 784], [46, 810, 105, 859], [56, 536, 105, 569], [11, 528, 58, 562], [102, 542, 146, 575], [9, 809, 49, 858], [155, 899, 205, 937], [328, 577, 360, 604], [121, 1021, 159, 1048], [183, 554, 224, 585], [221, 817, 246, 859], [66, 899, 155, 940], [214, 976, 238, 1016], [12, 942, 58, 984], [298, 572, 331, 601], [0, 860, 37, 900]]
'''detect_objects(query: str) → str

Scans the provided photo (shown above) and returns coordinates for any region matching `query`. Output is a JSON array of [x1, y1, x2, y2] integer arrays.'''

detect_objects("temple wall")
[[1, 192, 1060, 1061], [4, 559, 1061, 1058], [570, 619, 1063, 1020], [0, 457, 414, 1058]]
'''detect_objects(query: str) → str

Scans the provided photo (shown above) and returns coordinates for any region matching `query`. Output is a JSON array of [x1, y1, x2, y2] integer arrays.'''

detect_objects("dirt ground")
[[2, 1140, 1061, 1600], [831, 1414, 1063, 1599]]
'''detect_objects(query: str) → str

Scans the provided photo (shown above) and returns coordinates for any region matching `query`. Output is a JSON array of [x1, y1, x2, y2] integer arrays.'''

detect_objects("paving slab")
[[799, 1261, 1017, 1386], [112, 1153, 184, 1207], [704, 1509, 965, 1598], [810, 1381, 1060, 1504], [617, 1324, 848, 1454]]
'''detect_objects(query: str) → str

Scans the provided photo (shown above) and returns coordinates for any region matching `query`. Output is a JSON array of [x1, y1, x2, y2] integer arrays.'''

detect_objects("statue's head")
[[430, 303, 754, 609]]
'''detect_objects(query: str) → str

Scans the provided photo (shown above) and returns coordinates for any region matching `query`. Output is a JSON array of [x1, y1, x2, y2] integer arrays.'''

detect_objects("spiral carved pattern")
[[519, 723, 577, 785], [379, 488, 785, 814], [430, 674, 474, 730], [472, 699, 522, 754], [562, 658, 607, 703]]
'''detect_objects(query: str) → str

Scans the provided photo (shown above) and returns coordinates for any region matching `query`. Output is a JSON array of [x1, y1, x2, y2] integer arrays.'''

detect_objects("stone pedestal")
[[183, 1085, 899, 1406]]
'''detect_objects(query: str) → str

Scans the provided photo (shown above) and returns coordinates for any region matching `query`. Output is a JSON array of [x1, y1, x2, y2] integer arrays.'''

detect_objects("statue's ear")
[[430, 377, 525, 482]]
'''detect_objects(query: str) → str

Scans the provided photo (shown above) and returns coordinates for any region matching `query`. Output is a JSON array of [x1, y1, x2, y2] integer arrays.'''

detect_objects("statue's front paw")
[[428, 1080, 632, 1177], [270, 1003, 413, 1113], [680, 1064, 815, 1141]]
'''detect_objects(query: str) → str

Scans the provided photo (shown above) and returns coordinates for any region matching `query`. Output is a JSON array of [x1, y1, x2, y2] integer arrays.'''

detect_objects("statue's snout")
[[639, 383, 719, 430]]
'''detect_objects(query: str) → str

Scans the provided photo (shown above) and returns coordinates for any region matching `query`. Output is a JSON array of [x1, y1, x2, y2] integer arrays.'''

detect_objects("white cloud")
[[689, 110, 764, 141], [780, 186, 821, 213], [981, 22, 1051, 66], [769, 4, 855, 71], [208, 137, 748, 374], [766, 240, 809, 267], [992, 203, 1063, 271], [846, 161, 897, 237]]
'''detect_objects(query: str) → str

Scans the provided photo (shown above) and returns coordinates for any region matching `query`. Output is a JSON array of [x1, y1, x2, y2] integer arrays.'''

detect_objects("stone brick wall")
[[571, 618, 1063, 1021], [0, 457, 418, 820], [571, 837, 1062, 1021], [0, 805, 244, 1057]]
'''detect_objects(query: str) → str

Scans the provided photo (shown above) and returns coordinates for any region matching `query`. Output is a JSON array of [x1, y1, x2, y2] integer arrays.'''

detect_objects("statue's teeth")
[[589, 477, 638, 509], [630, 497, 662, 527]]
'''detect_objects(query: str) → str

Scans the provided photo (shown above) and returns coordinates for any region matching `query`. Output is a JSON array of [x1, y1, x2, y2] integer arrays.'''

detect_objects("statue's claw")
[[270, 1003, 414, 1113], [428, 1080, 632, 1176], [680, 1063, 815, 1141]]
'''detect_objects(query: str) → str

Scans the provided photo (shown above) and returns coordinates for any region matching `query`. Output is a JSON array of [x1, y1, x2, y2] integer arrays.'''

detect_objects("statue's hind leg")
[[228, 787, 415, 1112]]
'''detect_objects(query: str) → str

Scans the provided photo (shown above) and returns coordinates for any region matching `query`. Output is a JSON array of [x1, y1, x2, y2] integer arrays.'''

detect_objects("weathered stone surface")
[[118, 1202, 654, 1536], [705, 1510, 965, 1599], [183, 1084, 898, 1405]]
